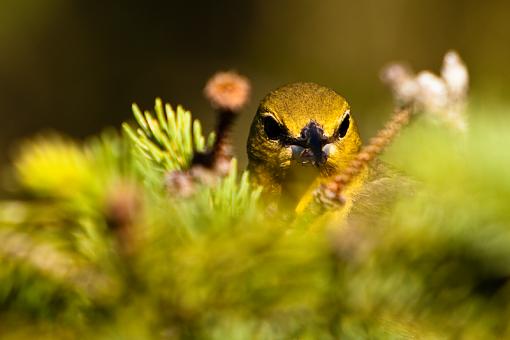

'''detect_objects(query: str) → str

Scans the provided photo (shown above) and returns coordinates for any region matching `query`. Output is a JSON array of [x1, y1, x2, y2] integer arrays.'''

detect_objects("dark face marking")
[[299, 121, 327, 165], [259, 109, 351, 167], [337, 113, 350, 138], [262, 115, 286, 140]]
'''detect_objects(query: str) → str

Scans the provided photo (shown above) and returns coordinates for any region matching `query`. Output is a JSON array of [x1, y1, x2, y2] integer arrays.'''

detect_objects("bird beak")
[[290, 121, 331, 167]]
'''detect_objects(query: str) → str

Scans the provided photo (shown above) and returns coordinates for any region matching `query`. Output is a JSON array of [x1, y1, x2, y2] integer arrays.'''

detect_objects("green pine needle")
[[123, 98, 214, 171]]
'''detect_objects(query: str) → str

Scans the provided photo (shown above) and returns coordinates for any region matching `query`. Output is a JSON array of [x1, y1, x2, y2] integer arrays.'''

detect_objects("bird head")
[[247, 82, 362, 195]]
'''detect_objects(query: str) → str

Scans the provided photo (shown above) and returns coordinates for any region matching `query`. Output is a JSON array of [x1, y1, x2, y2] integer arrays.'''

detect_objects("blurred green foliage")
[[0, 100, 510, 338], [0, 1, 509, 337]]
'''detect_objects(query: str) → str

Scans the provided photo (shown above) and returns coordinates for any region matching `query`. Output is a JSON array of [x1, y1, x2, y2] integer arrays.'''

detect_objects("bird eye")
[[263, 116, 285, 140], [337, 113, 350, 138]]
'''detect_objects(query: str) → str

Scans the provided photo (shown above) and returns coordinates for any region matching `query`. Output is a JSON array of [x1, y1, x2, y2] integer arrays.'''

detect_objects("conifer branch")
[[315, 108, 411, 206], [315, 51, 469, 208], [192, 71, 251, 175]]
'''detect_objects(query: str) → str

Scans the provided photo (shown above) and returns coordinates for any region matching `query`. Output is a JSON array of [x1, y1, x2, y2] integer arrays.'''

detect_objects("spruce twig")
[[167, 71, 251, 197], [315, 108, 411, 206], [192, 71, 250, 174], [315, 50, 468, 208]]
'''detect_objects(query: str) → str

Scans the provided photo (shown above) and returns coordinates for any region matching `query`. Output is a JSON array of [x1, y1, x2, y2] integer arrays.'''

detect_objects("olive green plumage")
[[247, 83, 368, 212]]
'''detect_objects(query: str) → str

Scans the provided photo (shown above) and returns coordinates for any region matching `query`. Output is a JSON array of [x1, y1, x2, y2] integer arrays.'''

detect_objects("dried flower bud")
[[204, 71, 251, 112], [441, 50, 469, 100], [165, 171, 196, 198], [105, 182, 142, 231], [190, 165, 222, 187], [382, 51, 469, 131], [416, 71, 449, 111], [381, 63, 419, 107], [316, 51, 470, 211], [105, 181, 142, 256], [194, 71, 250, 177]]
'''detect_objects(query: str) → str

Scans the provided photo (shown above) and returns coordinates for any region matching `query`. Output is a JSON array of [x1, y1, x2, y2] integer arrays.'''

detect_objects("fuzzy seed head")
[[380, 63, 419, 106], [416, 71, 449, 110], [165, 171, 196, 198], [441, 50, 469, 100], [204, 71, 251, 111], [105, 182, 142, 230]]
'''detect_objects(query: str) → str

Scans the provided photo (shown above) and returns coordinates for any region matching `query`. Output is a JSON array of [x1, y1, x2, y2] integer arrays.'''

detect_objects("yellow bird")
[[246, 82, 371, 217]]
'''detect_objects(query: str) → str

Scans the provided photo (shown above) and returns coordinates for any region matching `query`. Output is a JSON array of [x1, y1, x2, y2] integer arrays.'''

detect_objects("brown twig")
[[167, 72, 251, 197], [315, 108, 412, 206], [192, 71, 250, 173], [315, 51, 468, 208]]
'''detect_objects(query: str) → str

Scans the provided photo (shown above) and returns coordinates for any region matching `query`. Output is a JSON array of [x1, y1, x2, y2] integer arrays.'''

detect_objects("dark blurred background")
[[0, 0, 509, 167]]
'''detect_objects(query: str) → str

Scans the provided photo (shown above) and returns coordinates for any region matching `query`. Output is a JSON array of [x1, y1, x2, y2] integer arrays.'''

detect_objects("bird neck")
[[249, 157, 369, 215], [279, 164, 321, 210]]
